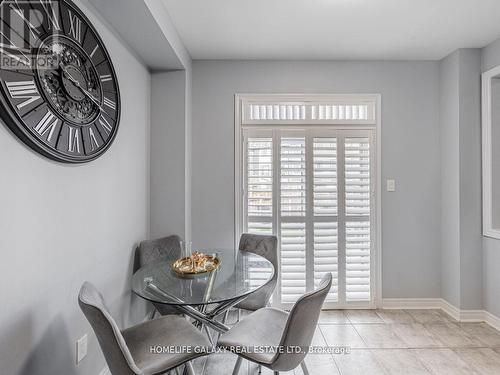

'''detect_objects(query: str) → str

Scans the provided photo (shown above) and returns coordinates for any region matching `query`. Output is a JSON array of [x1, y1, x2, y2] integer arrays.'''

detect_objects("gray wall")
[[439, 51, 461, 307], [150, 70, 187, 239], [439, 49, 483, 310], [0, 1, 151, 374], [150, 66, 193, 241], [481, 38, 500, 318], [457, 49, 482, 310], [146, 0, 193, 242], [192, 60, 442, 298]]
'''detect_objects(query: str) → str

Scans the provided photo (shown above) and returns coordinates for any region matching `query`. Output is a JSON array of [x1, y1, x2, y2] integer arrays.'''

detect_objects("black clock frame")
[[0, 0, 121, 163]]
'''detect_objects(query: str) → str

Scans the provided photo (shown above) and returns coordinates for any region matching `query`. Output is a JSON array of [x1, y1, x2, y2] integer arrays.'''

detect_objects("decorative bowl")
[[171, 252, 220, 275]]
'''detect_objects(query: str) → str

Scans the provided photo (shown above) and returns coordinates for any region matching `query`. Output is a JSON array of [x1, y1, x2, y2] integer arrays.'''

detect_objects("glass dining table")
[[131, 248, 275, 334]]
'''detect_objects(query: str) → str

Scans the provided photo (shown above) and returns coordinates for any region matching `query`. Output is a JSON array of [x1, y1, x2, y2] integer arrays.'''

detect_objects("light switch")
[[386, 179, 396, 192]]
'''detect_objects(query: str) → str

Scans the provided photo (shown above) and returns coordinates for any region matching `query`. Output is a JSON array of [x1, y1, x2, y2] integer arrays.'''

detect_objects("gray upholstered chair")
[[135, 235, 182, 271], [135, 235, 182, 317], [218, 273, 332, 375], [79, 282, 211, 375], [232, 233, 278, 314]]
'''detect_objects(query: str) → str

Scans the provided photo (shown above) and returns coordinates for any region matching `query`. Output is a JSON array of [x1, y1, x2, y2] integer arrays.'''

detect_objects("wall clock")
[[0, 0, 120, 163]]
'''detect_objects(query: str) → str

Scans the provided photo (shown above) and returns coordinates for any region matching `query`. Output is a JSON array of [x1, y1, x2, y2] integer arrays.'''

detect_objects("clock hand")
[[59, 63, 104, 111], [61, 66, 101, 107], [77, 85, 104, 111], [62, 69, 103, 110]]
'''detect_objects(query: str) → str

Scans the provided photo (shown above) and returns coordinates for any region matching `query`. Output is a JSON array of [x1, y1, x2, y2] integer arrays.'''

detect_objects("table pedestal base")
[[146, 281, 247, 333]]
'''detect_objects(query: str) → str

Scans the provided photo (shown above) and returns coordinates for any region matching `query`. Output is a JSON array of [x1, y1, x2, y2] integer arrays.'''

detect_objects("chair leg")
[[203, 324, 214, 345], [185, 361, 195, 375], [223, 309, 230, 324], [232, 356, 243, 375], [147, 307, 156, 320], [237, 308, 241, 322], [273, 372, 279, 375], [258, 364, 262, 374], [217, 312, 229, 342], [300, 361, 309, 375]]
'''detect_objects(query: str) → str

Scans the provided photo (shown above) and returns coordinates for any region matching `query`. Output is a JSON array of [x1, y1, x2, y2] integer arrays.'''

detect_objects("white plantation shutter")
[[346, 221, 371, 300], [311, 104, 370, 121], [280, 138, 306, 217], [239, 95, 378, 309], [280, 222, 306, 303], [345, 138, 371, 217], [345, 138, 371, 301], [246, 136, 273, 235], [248, 104, 307, 121], [244, 134, 275, 294], [313, 138, 339, 302], [313, 138, 338, 216], [280, 137, 307, 303], [242, 96, 376, 124]]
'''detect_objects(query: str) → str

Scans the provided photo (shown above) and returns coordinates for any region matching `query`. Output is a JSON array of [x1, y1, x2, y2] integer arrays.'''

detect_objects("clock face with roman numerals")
[[0, 0, 120, 163]]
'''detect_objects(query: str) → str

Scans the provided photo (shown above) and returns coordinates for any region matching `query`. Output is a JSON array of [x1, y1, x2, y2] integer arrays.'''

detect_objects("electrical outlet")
[[76, 334, 88, 364], [386, 179, 396, 192]]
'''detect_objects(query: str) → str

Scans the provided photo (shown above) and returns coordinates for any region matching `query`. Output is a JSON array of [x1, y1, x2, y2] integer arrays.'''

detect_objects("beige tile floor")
[[194, 309, 500, 375]]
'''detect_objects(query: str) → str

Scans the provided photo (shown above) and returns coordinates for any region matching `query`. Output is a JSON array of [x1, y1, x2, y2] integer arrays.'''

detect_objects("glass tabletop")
[[131, 249, 274, 306]]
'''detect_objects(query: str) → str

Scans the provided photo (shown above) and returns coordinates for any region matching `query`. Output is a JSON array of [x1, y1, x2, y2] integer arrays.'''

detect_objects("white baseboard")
[[382, 298, 442, 310], [484, 310, 500, 331], [381, 298, 500, 330], [99, 367, 111, 375], [439, 298, 462, 321]]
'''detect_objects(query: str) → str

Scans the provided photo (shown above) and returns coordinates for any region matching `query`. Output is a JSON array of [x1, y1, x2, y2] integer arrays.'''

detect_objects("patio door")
[[241, 127, 376, 309]]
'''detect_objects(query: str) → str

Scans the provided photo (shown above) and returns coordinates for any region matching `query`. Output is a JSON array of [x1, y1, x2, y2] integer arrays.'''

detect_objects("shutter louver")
[[313, 138, 338, 216], [346, 221, 371, 301], [242, 96, 377, 124], [280, 222, 306, 303], [345, 138, 370, 216], [280, 137, 306, 217], [247, 137, 273, 235], [313, 138, 338, 301], [314, 221, 338, 301], [248, 221, 272, 235], [311, 104, 369, 121], [280, 137, 306, 303], [250, 104, 306, 121], [344, 138, 371, 301], [245, 136, 274, 301]]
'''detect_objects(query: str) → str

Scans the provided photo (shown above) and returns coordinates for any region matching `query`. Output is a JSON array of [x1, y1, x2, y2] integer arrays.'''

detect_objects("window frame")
[[234, 93, 382, 308], [482, 65, 500, 239]]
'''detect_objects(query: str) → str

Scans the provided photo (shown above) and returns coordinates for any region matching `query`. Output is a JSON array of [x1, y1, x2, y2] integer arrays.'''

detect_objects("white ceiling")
[[90, 0, 185, 70], [161, 0, 500, 60]]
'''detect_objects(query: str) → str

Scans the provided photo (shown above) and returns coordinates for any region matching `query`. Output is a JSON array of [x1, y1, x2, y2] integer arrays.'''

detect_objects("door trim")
[[234, 93, 382, 309]]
